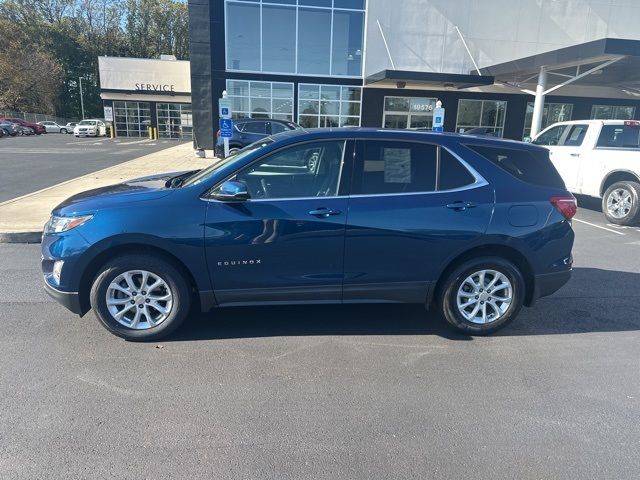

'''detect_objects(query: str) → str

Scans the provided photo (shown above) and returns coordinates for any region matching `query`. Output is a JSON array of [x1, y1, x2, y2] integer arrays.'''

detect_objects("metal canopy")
[[365, 70, 495, 90], [479, 38, 640, 91]]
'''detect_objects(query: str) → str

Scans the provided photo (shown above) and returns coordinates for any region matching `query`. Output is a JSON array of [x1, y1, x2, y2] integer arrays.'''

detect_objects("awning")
[[365, 69, 494, 90], [479, 38, 640, 94]]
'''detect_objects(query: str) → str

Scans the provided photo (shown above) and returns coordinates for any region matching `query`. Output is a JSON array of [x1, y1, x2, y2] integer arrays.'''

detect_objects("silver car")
[[37, 121, 72, 134]]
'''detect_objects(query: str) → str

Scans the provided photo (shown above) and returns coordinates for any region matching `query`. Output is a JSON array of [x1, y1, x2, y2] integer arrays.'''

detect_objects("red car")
[[0, 118, 46, 135]]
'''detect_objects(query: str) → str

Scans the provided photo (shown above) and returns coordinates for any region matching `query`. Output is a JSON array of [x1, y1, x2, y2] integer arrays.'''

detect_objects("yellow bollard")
[[110, 125, 116, 139], [148, 127, 153, 140]]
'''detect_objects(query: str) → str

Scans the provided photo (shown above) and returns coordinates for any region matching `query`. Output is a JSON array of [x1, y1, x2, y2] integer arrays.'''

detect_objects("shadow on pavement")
[[166, 267, 640, 342]]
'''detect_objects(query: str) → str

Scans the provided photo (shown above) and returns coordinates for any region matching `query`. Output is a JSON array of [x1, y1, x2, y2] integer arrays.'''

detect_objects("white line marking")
[[573, 218, 625, 235]]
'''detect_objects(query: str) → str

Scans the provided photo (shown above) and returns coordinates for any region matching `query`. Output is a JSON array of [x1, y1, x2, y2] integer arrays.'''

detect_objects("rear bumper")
[[530, 269, 572, 304], [43, 279, 83, 315]]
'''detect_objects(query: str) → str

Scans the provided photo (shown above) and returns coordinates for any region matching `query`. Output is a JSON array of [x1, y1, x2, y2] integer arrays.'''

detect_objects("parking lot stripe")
[[573, 218, 625, 235]]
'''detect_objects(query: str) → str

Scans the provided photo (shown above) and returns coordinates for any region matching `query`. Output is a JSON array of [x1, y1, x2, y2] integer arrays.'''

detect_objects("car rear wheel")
[[439, 256, 524, 335], [60, 128, 67, 134], [90, 254, 192, 341], [602, 181, 640, 226]]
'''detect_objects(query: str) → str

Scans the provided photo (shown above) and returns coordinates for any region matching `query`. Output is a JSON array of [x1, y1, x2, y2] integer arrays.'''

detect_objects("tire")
[[227, 147, 240, 156], [602, 181, 640, 226], [90, 254, 192, 341], [438, 256, 525, 335], [60, 128, 67, 134]]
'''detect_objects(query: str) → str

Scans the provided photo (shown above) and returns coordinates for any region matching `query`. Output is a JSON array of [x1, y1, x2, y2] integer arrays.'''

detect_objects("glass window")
[[383, 96, 437, 129], [456, 100, 507, 137], [354, 141, 437, 195], [270, 122, 287, 134], [242, 121, 267, 134], [298, 8, 331, 75], [468, 145, 565, 189], [113, 101, 150, 138], [262, 5, 296, 73], [225, 0, 364, 77], [235, 141, 345, 199], [439, 150, 475, 190], [226, 2, 260, 71], [157, 103, 192, 140], [597, 124, 640, 149], [591, 105, 636, 120], [532, 125, 567, 146], [563, 124, 589, 147], [227, 80, 294, 121], [523, 102, 573, 140], [298, 83, 362, 128], [331, 10, 364, 76]]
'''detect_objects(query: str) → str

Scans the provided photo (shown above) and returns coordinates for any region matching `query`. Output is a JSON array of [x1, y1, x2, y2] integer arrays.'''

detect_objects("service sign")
[[103, 106, 113, 122]]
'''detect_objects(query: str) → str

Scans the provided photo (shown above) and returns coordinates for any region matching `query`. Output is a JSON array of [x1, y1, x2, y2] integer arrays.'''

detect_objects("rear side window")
[[439, 149, 476, 190], [354, 141, 437, 194], [242, 122, 267, 134], [270, 122, 287, 134], [563, 124, 589, 146], [467, 145, 565, 189], [597, 125, 640, 149]]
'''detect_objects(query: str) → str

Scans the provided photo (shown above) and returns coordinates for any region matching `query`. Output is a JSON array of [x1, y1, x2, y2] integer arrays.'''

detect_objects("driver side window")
[[533, 125, 567, 146], [235, 141, 345, 199]]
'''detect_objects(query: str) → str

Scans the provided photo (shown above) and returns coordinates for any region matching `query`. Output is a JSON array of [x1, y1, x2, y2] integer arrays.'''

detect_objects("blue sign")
[[432, 106, 445, 133], [221, 107, 229, 117], [219, 118, 233, 138]]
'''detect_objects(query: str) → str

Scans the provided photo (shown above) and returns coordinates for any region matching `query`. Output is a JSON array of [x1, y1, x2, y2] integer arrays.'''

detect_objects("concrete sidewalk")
[[0, 142, 213, 242]]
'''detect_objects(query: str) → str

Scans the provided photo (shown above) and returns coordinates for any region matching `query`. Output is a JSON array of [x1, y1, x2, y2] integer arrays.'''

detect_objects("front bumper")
[[43, 279, 83, 315]]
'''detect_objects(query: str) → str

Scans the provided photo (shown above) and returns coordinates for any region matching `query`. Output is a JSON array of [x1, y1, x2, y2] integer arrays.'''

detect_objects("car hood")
[[52, 171, 191, 215]]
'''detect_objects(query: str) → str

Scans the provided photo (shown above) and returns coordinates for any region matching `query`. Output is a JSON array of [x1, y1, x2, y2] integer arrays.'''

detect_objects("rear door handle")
[[309, 208, 342, 218], [446, 201, 477, 211]]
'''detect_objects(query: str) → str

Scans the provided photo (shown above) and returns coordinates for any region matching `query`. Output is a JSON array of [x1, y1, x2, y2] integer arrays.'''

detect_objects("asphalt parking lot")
[[1, 200, 638, 479], [0, 134, 186, 202]]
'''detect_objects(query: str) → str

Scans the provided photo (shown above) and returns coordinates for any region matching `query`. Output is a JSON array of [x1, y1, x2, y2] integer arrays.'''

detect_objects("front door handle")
[[309, 208, 342, 218], [446, 201, 477, 211], [570, 153, 580, 157]]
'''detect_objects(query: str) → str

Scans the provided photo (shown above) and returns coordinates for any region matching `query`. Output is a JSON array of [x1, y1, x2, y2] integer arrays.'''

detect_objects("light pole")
[[79, 77, 85, 120]]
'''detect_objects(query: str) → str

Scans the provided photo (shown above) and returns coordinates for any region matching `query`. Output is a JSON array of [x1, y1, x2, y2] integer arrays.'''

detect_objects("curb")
[[0, 231, 43, 244]]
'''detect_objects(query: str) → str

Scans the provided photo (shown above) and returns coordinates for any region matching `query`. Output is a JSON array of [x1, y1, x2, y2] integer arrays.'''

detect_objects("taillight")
[[550, 195, 577, 220]]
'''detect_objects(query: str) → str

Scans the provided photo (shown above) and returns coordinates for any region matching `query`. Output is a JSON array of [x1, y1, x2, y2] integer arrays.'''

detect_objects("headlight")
[[44, 215, 93, 234]]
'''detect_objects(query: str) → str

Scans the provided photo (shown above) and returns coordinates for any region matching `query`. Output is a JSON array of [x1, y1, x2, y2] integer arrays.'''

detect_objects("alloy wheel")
[[606, 188, 632, 219], [456, 269, 513, 324], [105, 270, 173, 329]]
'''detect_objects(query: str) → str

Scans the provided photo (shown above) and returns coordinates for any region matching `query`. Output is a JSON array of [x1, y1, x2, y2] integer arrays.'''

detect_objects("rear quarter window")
[[597, 125, 640, 149], [466, 144, 565, 189]]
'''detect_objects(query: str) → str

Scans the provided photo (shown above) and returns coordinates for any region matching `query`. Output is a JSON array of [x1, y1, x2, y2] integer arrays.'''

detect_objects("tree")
[[0, 0, 189, 118], [0, 20, 63, 113]]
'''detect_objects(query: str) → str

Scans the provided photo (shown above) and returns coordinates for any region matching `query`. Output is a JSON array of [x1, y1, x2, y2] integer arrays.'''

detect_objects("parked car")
[[38, 121, 72, 134], [0, 117, 45, 134], [215, 118, 301, 157], [15, 125, 35, 136], [0, 121, 19, 136], [42, 128, 575, 341], [74, 119, 107, 137], [66, 122, 78, 130], [463, 127, 502, 137], [532, 119, 640, 225]]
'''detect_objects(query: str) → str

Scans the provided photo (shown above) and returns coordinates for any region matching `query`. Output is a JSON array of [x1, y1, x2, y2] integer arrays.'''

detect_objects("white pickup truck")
[[532, 120, 640, 225]]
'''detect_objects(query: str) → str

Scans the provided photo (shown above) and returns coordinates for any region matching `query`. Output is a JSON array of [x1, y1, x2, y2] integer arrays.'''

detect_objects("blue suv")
[[42, 128, 575, 341], [215, 118, 301, 157]]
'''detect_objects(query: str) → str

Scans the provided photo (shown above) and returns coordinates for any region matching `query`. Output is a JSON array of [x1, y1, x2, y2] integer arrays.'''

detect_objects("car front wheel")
[[60, 128, 67, 134], [90, 254, 192, 341], [439, 256, 524, 335], [602, 181, 640, 226]]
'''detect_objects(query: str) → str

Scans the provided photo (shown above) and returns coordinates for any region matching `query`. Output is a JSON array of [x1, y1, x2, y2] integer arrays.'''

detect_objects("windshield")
[[182, 137, 275, 187], [78, 120, 96, 126]]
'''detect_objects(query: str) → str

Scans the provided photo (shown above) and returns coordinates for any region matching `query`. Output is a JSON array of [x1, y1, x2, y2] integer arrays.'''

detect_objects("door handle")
[[570, 153, 580, 157], [446, 201, 477, 211], [309, 208, 342, 218]]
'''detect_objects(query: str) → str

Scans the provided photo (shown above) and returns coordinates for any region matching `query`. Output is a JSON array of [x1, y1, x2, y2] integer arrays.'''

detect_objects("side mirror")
[[211, 180, 250, 201]]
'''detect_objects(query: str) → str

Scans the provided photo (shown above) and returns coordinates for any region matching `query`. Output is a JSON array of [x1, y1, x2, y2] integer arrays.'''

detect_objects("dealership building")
[[100, 1, 640, 148]]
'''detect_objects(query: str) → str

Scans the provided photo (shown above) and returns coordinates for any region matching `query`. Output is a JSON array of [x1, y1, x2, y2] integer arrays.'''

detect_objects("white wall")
[[98, 57, 191, 92], [365, 0, 640, 76]]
